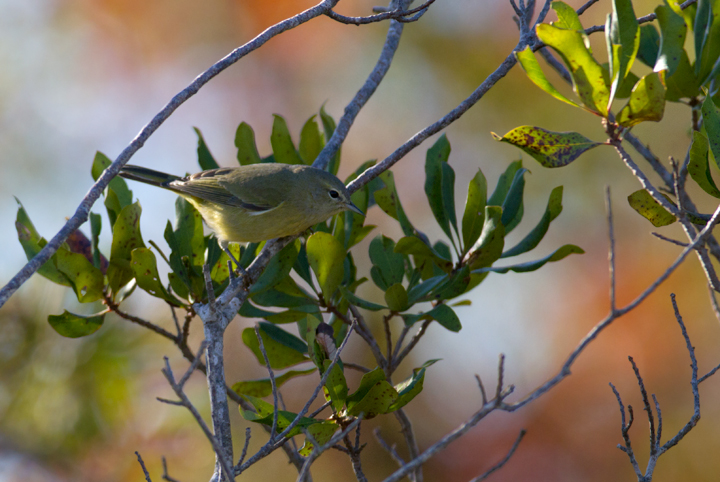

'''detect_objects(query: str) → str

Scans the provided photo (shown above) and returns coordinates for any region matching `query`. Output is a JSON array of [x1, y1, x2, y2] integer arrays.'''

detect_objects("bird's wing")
[[168, 170, 275, 212]]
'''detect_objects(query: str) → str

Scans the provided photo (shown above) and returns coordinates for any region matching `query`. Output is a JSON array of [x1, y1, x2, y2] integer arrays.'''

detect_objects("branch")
[[136, 451, 153, 482], [584, 0, 698, 34], [325, 0, 435, 25], [0, 0, 340, 309], [314, 0, 414, 171], [468, 430, 526, 482]]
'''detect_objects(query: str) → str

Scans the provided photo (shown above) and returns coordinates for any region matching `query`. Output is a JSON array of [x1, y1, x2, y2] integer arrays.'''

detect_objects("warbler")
[[119, 163, 364, 264]]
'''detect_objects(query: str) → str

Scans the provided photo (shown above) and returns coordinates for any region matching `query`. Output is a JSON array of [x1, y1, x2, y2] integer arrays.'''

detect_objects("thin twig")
[[609, 383, 642, 477], [576, 0, 600, 15], [606, 187, 616, 312], [161, 356, 235, 482], [255, 324, 280, 439], [374, 427, 406, 467], [325, 0, 436, 25], [584, 0, 699, 34], [296, 417, 364, 482], [651, 232, 689, 248], [136, 452, 153, 482], [628, 357, 656, 456], [238, 428, 252, 467], [468, 430, 527, 482], [162, 457, 181, 482]]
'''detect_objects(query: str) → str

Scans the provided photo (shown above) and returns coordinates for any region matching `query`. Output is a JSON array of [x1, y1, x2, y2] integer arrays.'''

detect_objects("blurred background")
[[1, 0, 720, 480]]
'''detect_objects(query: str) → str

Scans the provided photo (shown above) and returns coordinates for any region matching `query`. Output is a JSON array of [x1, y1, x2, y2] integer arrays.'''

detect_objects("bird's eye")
[[329, 189, 340, 199]]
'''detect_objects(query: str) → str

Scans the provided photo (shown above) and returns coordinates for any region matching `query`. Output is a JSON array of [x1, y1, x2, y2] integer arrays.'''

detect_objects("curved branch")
[[325, 0, 435, 25], [0, 0, 339, 309], [313, 0, 414, 171]]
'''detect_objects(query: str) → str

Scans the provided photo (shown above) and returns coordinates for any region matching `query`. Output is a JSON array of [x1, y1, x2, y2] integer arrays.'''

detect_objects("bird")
[[119, 163, 364, 267]]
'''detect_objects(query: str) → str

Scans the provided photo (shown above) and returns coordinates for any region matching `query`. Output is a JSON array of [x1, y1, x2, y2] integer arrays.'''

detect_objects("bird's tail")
[[119, 165, 182, 187]]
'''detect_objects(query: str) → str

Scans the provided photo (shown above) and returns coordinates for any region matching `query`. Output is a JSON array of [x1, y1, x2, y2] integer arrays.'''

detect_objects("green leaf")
[[235, 122, 262, 165], [637, 24, 660, 67], [395, 236, 453, 272], [91, 151, 133, 212], [654, 4, 687, 76], [410, 304, 462, 332], [173, 197, 205, 273], [373, 169, 415, 237], [388, 359, 439, 411], [502, 186, 564, 258], [266, 310, 315, 324], [306, 232, 346, 301], [299, 115, 323, 165], [694, 0, 711, 76], [488, 161, 523, 206], [428, 265, 471, 301], [627, 189, 676, 227], [688, 131, 720, 198], [665, 51, 700, 101], [319, 106, 341, 176], [369, 235, 405, 290], [475, 244, 584, 273], [339, 286, 386, 311], [232, 369, 315, 398], [515, 46, 581, 108], [194, 127, 220, 170], [464, 206, 505, 269], [607, 0, 640, 107], [298, 421, 340, 456], [242, 323, 309, 370], [696, 0, 720, 82], [536, 23, 610, 115], [48, 310, 104, 338], [616, 72, 666, 127], [15, 200, 71, 286], [552, 1, 583, 30], [250, 240, 300, 294], [384, 283, 409, 312], [271, 114, 303, 165], [107, 202, 145, 294], [323, 359, 348, 412], [54, 247, 105, 303], [424, 134, 457, 242], [241, 394, 320, 436], [345, 368, 398, 418], [500, 168, 528, 232], [492, 127, 601, 168], [90, 212, 103, 271], [462, 169, 488, 252], [131, 248, 184, 306], [702, 96, 720, 169], [407, 275, 446, 304]]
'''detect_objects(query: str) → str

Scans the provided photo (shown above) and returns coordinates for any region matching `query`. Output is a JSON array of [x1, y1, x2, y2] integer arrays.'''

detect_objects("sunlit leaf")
[[107, 202, 145, 294], [492, 126, 601, 168], [461, 169, 488, 252], [298, 421, 340, 456], [48, 310, 104, 338], [241, 394, 320, 436], [323, 359, 348, 412], [627, 189, 676, 227], [616, 72, 666, 127], [552, 1, 583, 30], [306, 232, 346, 301], [515, 47, 580, 108], [345, 368, 398, 418], [536, 23, 610, 115], [55, 247, 104, 303], [388, 359, 439, 411], [91, 151, 133, 210], [235, 122, 262, 165], [654, 4, 687, 76], [299, 115, 323, 165], [131, 248, 184, 306]]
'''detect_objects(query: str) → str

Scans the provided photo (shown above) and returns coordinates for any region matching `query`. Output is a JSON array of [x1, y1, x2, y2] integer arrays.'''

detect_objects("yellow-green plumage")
[[119, 163, 363, 246]]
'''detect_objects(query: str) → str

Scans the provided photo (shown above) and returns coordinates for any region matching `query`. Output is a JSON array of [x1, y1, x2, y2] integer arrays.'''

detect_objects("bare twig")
[[238, 428, 252, 467], [468, 430, 526, 482], [391, 319, 431, 371], [255, 325, 280, 439], [136, 451, 153, 482], [374, 427, 407, 467], [609, 383, 642, 477], [325, 0, 436, 25], [161, 355, 235, 482], [476, 374, 488, 405], [576, 0, 600, 15], [628, 357, 656, 456], [296, 417, 364, 482], [162, 457, 181, 482], [651, 232, 689, 248], [584, 0, 698, 34], [314, 0, 414, 171], [0, 0, 341, 309], [606, 187, 617, 312]]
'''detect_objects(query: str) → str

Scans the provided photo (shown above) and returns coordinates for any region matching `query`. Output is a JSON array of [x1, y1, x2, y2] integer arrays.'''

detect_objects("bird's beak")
[[346, 201, 365, 216]]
